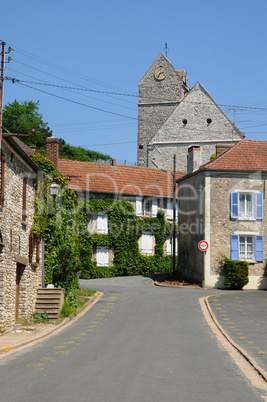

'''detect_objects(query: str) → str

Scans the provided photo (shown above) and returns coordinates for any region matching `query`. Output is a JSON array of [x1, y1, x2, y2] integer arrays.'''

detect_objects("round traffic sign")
[[198, 240, 209, 251]]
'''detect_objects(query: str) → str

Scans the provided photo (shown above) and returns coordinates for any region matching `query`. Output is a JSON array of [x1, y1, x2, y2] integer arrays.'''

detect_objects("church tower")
[[137, 53, 189, 167]]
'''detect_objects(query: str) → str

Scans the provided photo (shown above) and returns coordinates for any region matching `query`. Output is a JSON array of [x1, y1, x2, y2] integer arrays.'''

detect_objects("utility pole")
[[0, 41, 5, 150], [172, 154, 176, 276]]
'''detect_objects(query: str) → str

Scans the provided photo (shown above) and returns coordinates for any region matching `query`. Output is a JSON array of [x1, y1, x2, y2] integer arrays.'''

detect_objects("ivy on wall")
[[79, 199, 173, 279], [32, 154, 173, 288], [32, 154, 81, 290]]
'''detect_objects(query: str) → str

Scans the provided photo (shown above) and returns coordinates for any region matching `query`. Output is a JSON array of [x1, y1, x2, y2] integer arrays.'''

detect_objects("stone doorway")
[[15, 263, 25, 321]]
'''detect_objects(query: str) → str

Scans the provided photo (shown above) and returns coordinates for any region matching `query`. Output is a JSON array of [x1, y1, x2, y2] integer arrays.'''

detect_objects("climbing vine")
[[78, 199, 173, 279], [31, 154, 174, 288]]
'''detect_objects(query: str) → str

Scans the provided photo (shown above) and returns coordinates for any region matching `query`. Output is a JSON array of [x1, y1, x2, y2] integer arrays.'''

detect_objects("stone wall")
[[209, 173, 267, 279], [137, 53, 188, 167], [178, 170, 267, 289], [0, 139, 43, 333], [148, 83, 243, 171]]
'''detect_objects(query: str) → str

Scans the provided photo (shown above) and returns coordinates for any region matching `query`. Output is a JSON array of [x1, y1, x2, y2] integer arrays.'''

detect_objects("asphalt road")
[[0, 276, 263, 401]]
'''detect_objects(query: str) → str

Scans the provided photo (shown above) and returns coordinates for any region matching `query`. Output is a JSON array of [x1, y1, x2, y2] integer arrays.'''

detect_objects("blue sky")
[[1, 0, 267, 164]]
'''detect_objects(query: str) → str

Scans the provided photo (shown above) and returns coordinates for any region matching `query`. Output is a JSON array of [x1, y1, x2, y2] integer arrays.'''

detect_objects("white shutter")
[[166, 236, 178, 255], [96, 247, 109, 266], [166, 201, 172, 219], [151, 199, 158, 217], [136, 197, 142, 216], [141, 233, 153, 255], [166, 237, 172, 255], [97, 214, 108, 234]]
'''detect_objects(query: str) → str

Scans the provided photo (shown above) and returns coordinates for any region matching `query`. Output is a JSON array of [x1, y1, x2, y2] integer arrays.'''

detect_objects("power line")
[[6, 75, 267, 112], [83, 140, 137, 148], [16, 81, 138, 120], [5, 77, 138, 98], [6, 42, 137, 94]]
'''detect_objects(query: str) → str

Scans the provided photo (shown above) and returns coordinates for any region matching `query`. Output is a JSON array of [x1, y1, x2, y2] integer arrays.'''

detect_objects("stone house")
[[177, 139, 267, 289], [137, 53, 244, 171], [46, 138, 183, 266], [0, 134, 43, 333]]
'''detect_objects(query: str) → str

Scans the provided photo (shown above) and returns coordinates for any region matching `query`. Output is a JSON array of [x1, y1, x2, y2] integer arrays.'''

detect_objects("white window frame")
[[166, 236, 178, 256], [96, 246, 109, 266], [231, 191, 263, 221], [141, 232, 153, 255], [97, 214, 108, 234], [166, 201, 178, 220], [239, 193, 254, 220], [239, 235, 254, 261]]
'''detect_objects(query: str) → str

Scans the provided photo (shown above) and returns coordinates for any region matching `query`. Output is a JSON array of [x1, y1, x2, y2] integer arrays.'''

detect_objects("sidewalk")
[[155, 277, 267, 381], [205, 291, 267, 379], [0, 291, 102, 357]]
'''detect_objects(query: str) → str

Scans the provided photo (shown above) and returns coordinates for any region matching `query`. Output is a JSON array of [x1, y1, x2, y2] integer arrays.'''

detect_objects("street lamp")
[[49, 182, 59, 196]]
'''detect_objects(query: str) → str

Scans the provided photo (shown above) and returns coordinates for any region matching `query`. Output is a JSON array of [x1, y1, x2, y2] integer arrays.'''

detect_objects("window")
[[231, 234, 264, 262], [97, 214, 108, 234], [96, 247, 109, 266], [166, 236, 178, 256], [142, 199, 152, 217], [141, 232, 153, 255], [0, 153, 5, 207], [135, 197, 158, 217], [230, 192, 263, 220], [166, 201, 178, 220]]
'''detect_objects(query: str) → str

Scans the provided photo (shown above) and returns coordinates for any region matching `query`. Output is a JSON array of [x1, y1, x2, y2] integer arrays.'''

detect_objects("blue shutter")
[[230, 192, 239, 219], [255, 235, 264, 262], [231, 234, 239, 260], [255, 193, 263, 220]]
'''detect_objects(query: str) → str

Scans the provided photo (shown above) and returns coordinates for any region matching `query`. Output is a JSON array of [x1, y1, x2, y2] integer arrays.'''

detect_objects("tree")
[[2, 100, 52, 152], [3, 100, 111, 161], [59, 138, 111, 162]]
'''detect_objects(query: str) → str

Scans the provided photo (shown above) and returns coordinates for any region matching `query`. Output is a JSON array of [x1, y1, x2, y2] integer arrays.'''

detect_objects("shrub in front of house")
[[222, 256, 249, 289]]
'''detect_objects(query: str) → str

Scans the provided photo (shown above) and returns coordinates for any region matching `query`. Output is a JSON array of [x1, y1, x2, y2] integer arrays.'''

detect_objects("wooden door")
[[15, 264, 25, 320]]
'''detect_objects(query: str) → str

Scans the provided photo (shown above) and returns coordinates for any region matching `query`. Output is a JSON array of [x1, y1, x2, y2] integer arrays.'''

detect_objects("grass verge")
[[59, 288, 96, 320]]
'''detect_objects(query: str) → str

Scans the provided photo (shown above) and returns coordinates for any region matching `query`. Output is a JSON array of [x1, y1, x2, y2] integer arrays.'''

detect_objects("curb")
[[154, 280, 202, 289], [0, 290, 103, 356], [203, 295, 267, 383]]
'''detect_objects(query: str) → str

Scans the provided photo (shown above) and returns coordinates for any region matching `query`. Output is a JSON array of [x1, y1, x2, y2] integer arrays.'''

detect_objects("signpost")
[[198, 240, 209, 252]]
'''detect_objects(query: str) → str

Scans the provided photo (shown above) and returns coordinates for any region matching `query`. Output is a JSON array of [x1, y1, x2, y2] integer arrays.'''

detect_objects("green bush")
[[32, 312, 49, 323], [222, 256, 249, 289]]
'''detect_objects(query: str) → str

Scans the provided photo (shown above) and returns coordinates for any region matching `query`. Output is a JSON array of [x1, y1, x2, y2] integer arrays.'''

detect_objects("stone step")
[[35, 308, 60, 314], [35, 300, 58, 308], [37, 289, 63, 295], [36, 295, 61, 301], [35, 288, 65, 321]]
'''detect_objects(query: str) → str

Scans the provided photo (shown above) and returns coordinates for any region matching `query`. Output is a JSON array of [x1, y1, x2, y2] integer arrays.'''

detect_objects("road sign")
[[198, 240, 209, 251]]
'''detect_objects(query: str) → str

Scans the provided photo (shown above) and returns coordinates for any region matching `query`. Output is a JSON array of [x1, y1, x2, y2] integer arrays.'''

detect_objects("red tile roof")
[[200, 140, 267, 171], [58, 159, 186, 197]]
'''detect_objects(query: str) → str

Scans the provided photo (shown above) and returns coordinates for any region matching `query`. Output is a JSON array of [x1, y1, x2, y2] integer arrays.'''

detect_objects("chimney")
[[111, 159, 116, 167], [216, 144, 232, 157], [187, 146, 201, 174], [46, 137, 59, 169]]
